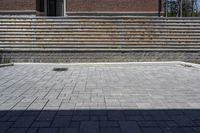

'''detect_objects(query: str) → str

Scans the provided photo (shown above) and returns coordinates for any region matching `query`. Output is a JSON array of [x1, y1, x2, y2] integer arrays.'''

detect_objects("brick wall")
[[0, 0, 163, 16], [66, 0, 162, 14], [0, 0, 36, 11]]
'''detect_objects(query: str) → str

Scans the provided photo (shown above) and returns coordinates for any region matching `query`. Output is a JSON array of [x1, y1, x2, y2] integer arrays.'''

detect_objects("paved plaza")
[[0, 62, 200, 133]]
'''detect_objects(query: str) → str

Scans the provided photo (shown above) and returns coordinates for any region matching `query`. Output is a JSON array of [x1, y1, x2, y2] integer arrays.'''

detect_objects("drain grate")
[[53, 67, 68, 72]]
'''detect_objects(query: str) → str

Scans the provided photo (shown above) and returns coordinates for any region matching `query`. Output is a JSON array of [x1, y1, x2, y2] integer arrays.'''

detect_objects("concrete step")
[[1, 35, 200, 39], [1, 23, 200, 27], [1, 38, 200, 42], [1, 42, 199, 45], [1, 48, 199, 52], [1, 45, 200, 49], [4, 20, 200, 24], [1, 29, 200, 33], [1, 40, 200, 44], [1, 33, 200, 37], [1, 26, 200, 30], [1, 32, 200, 36], [0, 16, 199, 63], [1, 45, 199, 48], [1, 17, 200, 22], [1, 15, 200, 18]]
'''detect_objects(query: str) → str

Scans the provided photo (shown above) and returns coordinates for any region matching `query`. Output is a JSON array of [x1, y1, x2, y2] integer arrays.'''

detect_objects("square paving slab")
[[0, 62, 200, 133]]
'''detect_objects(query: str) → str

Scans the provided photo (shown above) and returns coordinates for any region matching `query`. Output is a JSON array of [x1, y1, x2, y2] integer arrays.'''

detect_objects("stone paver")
[[0, 62, 200, 133]]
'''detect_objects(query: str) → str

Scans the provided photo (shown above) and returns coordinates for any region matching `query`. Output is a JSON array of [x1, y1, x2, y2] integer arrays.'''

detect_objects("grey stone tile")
[[100, 128, 121, 133], [108, 111, 125, 120], [141, 127, 164, 133], [38, 128, 59, 133], [37, 111, 57, 121], [120, 121, 142, 133], [161, 127, 183, 133], [69, 121, 80, 128], [171, 116, 195, 127], [58, 128, 79, 133], [80, 121, 99, 133], [72, 115, 89, 121], [0, 122, 13, 132], [193, 127, 200, 133], [99, 121, 119, 127], [13, 116, 35, 127], [181, 127, 197, 133], [138, 121, 158, 127], [51, 116, 71, 127], [6, 128, 27, 133], [31, 121, 51, 128], [26, 128, 39, 133]]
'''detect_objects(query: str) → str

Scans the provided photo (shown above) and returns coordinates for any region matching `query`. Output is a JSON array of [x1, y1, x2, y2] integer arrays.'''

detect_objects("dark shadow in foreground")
[[0, 109, 200, 133]]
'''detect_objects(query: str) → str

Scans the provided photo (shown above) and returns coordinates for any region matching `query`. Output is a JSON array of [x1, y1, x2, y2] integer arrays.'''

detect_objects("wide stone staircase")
[[0, 16, 200, 63]]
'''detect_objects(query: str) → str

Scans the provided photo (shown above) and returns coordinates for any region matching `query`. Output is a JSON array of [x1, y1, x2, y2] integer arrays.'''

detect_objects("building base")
[[1, 51, 199, 64]]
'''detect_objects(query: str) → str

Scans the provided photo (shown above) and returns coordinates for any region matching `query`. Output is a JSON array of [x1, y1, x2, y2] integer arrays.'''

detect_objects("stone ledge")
[[1, 51, 199, 63], [0, 63, 14, 67], [66, 11, 161, 16], [0, 48, 200, 52], [0, 16, 200, 20]]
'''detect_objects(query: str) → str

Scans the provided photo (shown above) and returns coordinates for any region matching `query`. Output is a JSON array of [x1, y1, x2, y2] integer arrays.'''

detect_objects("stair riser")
[[1, 23, 200, 26], [0, 46, 165, 48], [1, 42, 200, 45], [1, 30, 200, 33], [1, 26, 200, 30], [1, 39, 200, 42], [1, 32, 200, 36], [1, 36, 200, 39], [1, 19, 200, 22]]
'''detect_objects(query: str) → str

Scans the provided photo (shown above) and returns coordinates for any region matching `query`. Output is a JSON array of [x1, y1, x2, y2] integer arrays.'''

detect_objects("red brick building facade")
[[0, 0, 163, 16]]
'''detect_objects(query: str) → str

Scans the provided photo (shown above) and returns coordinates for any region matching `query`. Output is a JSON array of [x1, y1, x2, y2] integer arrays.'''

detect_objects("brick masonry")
[[0, 0, 36, 11], [66, 0, 162, 13], [0, 0, 163, 16], [0, 51, 199, 63]]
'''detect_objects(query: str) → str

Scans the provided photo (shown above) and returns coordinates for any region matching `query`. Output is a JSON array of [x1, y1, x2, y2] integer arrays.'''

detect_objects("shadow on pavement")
[[0, 109, 200, 133]]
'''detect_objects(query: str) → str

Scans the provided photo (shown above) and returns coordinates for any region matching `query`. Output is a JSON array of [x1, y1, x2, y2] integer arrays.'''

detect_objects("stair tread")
[[1, 42, 200, 45], [0, 17, 200, 52], [1, 39, 200, 42], [1, 26, 200, 29], [1, 32, 200, 35], [1, 48, 200, 52], [1, 45, 200, 48], [1, 23, 200, 26], [1, 29, 200, 32], [0, 34, 200, 40]]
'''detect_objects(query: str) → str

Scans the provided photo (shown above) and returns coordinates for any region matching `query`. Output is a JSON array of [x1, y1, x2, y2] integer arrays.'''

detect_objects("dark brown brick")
[[0, 0, 36, 11], [66, 0, 162, 14]]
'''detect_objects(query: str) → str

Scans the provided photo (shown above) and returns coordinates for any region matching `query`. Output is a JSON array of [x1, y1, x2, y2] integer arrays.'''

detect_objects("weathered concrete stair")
[[0, 16, 200, 63]]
